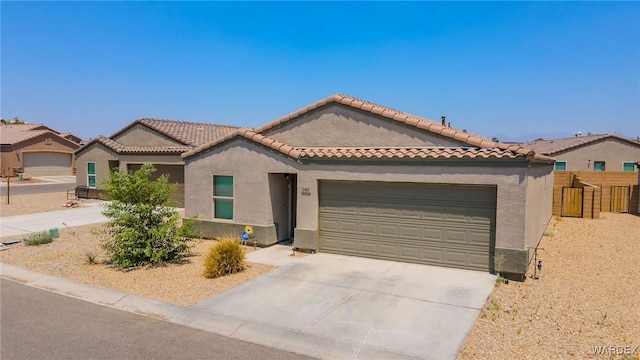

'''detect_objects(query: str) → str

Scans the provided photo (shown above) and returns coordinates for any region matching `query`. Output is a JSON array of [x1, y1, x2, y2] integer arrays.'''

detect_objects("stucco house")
[[523, 134, 640, 172], [75, 118, 239, 204], [183, 94, 555, 278], [0, 123, 82, 177]]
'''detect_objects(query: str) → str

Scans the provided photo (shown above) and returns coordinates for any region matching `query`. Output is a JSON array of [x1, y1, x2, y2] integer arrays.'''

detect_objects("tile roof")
[[253, 93, 537, 158], [94, 136, 192, 154], [77, 118, 242, 155], [126, 118, 241, 147], [1, 124, 79, 147], [297, 147, 525, 160], [183, 129, 551, 162], [184, 94, 551, 163], [522, 134, 640, 155]]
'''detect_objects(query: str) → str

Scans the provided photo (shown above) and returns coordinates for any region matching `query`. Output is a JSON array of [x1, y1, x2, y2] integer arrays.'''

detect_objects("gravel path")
[[459, 213, 640, 359]]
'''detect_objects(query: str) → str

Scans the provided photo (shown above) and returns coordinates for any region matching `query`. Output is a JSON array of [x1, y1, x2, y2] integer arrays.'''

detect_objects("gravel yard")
[[0, 223, 274, 306], [459, 213, 640, 359], [3, 190, 638, 357], [0, 192, 97, 217]]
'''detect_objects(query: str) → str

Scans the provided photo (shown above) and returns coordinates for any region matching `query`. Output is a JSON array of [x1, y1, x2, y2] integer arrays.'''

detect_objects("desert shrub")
[[100, 163, 196, 269], [24, 231, 53, 246], [203, 238, 246, 279]]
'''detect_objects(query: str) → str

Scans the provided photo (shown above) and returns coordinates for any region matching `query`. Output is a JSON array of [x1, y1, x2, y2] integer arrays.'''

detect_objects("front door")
[[268, 173, 297, 242]]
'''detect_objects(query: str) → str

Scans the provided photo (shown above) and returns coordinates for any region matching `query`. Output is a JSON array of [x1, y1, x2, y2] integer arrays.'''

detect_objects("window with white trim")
[[87, 162, 97, 188], [594, 161, 605, 171], [213, 175, 233, 220], [622, 162, 636, 172], [554, 161, 567, 171]]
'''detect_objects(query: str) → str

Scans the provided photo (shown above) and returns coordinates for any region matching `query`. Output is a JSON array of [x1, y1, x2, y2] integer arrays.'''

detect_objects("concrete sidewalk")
[[1, 245, 495, 360], [0, 203, 107, 237]]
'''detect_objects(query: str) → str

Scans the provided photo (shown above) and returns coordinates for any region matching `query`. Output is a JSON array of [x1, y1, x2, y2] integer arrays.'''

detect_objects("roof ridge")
[[252, 93, 535, 158], [137, 118, 241, 128]]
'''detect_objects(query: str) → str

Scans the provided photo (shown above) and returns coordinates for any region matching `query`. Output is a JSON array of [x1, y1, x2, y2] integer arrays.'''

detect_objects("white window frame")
[[212, 175, 234, 220], [622, 161, 636, 172], [87, 162, 97, 189], [554, 161, 567, 171]]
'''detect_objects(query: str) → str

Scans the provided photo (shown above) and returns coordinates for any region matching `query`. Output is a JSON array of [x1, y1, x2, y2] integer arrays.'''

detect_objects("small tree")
[[100, 163, 195, 269]]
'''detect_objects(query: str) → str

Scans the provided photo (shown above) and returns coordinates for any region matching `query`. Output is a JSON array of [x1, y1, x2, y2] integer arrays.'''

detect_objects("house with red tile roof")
[[0, 124, 82, 177], [523, 134, 640, 172], [183, 94, 555, 279], [74, 118, 240, 205]]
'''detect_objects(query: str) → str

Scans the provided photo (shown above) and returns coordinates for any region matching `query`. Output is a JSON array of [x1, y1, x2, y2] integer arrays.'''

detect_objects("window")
[[213, 175, 233, 220], [594, 161, 605, 172], [554, 161, 567, 171], [622, 162, 636, 172], [87, 162, 96, 188]]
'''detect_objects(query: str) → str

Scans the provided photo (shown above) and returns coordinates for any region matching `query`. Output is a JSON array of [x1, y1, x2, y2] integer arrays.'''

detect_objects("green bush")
[[99, 163, 196, 269], [24, 231, 53, 246], [203, 238, 246, 279]]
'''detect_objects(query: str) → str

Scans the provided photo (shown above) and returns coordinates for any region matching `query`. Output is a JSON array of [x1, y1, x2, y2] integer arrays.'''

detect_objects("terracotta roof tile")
[[92, 136, 192, 154], [251, 93, 543, 160], [78, 118, 241, 156], [181, 94, 551, 163], [522, 134, 640, 155], [295, 147, 526, 160], [1, 124, 80, 148], [136, 118, 240, 147]]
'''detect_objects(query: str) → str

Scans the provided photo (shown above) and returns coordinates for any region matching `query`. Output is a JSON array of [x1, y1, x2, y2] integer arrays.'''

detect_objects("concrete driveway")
[[193, 246, 495, 360]]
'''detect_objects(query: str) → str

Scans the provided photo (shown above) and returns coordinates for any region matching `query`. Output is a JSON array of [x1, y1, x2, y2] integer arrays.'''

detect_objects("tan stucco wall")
[[553, 139, 640, 171], [262, 104, 466, 147], [1, 135, 78, 176], [75, 144, 118, 187], [524, 165, 554, 256], [76, 143, 183, 188], [112, 124, 183, 147], [185, 139, 552, 256]]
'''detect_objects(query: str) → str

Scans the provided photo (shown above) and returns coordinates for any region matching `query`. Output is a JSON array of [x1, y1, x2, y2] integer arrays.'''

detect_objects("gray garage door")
[[319, 181, 496, 271], [127, 164, 185, 206], [23, 152, 72, 176]]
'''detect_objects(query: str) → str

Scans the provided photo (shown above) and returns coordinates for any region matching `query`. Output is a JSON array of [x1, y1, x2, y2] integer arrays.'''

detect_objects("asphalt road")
[[0, 279, 314, 360], [0, 182, 72, 196]]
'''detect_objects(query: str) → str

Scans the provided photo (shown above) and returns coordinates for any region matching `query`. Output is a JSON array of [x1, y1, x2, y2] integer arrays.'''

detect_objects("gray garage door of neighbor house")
[[23, 152, 73, 176], [319, 181, 497, 271]]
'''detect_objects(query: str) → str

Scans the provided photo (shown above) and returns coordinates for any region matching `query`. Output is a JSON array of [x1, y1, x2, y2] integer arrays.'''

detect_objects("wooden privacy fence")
[[561, 187, 583, 217], [553, 171, 638, 218]]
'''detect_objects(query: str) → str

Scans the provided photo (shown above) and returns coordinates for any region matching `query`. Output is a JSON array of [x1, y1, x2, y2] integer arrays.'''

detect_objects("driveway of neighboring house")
[[193, 246, 495, 360]]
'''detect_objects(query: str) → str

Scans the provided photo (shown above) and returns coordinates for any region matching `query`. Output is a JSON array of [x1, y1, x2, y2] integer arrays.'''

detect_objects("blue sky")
[[2, 1, 639, 142]]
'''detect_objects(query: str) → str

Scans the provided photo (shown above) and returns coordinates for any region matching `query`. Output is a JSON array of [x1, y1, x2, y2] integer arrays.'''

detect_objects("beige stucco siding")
[[262, 104, 466, 147], [185, 139, 538, 252], [524, 165, 554, 256], [76, 143, 184, 188], [75, 144, 118, 187], [553, 139, 640, 171], [1, 134, 78, 177], [112, 124, 183, 147]]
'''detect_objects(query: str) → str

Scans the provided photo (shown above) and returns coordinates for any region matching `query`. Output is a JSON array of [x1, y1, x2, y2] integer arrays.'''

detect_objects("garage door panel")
[[23, 153, 72, 176], [319, 181, 496, 271]]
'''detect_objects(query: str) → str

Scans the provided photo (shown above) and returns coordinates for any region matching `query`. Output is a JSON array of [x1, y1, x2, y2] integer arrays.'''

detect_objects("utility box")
[[49, 227, 60, 239]]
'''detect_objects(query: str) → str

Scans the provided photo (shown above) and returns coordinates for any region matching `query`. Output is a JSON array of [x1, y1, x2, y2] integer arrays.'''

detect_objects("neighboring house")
[[0, 124, 82, 177], [523, 134, 640, 172], [183, 94, 555, 279], [74, 118, 239, 205]]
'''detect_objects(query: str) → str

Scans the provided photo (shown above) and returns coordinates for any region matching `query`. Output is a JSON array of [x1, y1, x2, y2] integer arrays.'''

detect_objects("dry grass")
[[459, 213, 640, 359], [0, 223, 274, 306], [0, 192, 98, 217]]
